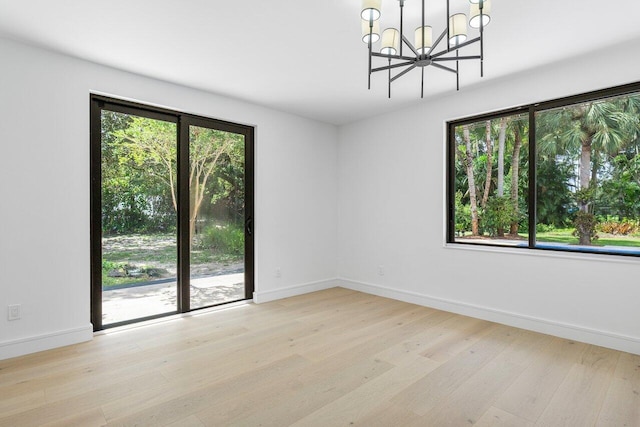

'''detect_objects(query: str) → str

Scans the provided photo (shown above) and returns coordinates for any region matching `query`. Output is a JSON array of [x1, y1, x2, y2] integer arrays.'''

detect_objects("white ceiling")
[[1, 0, 640, 125]]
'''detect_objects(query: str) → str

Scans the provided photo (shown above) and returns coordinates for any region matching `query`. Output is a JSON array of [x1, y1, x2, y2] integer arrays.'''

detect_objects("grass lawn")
[[457, 228, 640, 252], [103, 246, 213, 265], [101, 233, 243, 288], [535, 228, 640, 247]]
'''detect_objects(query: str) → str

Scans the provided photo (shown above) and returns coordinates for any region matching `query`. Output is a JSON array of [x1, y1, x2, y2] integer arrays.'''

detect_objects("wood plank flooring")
[[0, 288, 638, 426]]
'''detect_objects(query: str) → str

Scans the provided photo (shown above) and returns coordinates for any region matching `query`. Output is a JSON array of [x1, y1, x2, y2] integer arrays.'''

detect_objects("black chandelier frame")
[[365, 0, 487, 98]]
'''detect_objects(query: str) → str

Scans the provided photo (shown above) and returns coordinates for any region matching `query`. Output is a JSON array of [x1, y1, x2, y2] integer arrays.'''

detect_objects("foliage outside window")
[[448, 83, 640, 256], [451, 113, 529, 246]]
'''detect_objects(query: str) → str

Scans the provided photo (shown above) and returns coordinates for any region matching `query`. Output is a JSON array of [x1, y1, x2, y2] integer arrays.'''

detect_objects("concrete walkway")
[[102, 273, 245, 325]]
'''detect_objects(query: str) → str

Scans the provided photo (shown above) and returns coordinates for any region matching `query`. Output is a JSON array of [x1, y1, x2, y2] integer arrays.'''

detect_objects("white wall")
[[0, 37, 338, 359], [338, 38, 640, 355], [3, 33, 640, 360]]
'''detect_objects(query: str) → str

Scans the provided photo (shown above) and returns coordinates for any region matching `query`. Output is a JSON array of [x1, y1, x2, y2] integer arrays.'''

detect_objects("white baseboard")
[[253, 278, 338, 304], [0, 325, 93, 361], [338, 278, 640, 355], [5, 279, 639, 360]]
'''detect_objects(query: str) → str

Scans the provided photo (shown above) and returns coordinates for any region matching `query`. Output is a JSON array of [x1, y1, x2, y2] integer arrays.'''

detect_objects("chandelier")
[[361, 0, 491, 98]]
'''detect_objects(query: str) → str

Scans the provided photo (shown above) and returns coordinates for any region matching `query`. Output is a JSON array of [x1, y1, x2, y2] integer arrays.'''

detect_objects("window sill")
[[444, 241, 640, 265]]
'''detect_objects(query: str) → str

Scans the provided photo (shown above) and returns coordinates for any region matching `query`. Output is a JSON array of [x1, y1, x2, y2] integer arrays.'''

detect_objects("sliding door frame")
[[90, 94, 254, 331]]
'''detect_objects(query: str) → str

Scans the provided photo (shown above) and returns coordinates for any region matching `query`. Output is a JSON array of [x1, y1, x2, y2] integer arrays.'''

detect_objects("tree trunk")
[[481, 120, 493, 209], [579, 140, 592, 213], [591, 150, 598, 190], [189, 179, 204, 246], [497, 117, 507, 197], [576, 134, 594, 245], [578, 225, 591, 246], [188, 141, 229, 246], [463, 125, 479, 236], [496, 118, 507, 236], [509, 125, 522, 235]]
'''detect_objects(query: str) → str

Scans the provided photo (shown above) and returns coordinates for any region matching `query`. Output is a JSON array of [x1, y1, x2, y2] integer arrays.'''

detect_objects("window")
[[447, 82, 640, 257]]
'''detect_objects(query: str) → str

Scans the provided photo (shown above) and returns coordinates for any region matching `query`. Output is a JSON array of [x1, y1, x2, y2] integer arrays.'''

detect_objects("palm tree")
[[537, 99, 637, 244], [509, 118, 527, 235], [496, 117, 508, 197], [480, 120, 494, 210], [462, 125, 480, 236]]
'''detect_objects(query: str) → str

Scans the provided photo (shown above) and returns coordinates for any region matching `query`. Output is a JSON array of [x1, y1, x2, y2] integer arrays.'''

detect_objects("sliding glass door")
[[187, 121, 250, 309], [97, 109, 179, 325], [90, 96, 254, 330]]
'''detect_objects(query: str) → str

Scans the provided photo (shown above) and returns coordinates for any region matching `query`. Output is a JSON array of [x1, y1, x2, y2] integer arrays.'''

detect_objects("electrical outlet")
[[275, 268, 282, 278], [378, 265, 385, 276], [8, 304, 20, 321]]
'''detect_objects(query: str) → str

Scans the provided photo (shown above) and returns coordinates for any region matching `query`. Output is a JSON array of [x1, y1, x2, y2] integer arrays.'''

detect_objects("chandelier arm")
[[433, 55, 481, 62], [480, 0, 484, 77], [446, 0, 450, 52], [372, 61, 416, 73], [456, 50, 460, 90], [430, 62, 457, 74], [399, 0, 404, 57], [401, 35, 420, 57], [430, 37, 481, 59], [425, 28, 448, 57], [390, 64, 417, 83], [368, 18, 373, 89], [371, 52, 416, 61], [388, 58, 392, 98], [421, 0, 425, 57]]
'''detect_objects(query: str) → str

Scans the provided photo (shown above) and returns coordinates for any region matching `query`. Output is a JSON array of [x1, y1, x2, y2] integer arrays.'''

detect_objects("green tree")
[[115, 119, 242, 245], [536, 156, 574, 227], [461, 124, 480, 235], [484, 196, 518, 237], [189, 127, 244, 241], [508, 117, 527, 235], [496, 117, 508, 198], [101, 111, 176, 234], [537, 99, 637, 244], [481, 120, 494, 210]]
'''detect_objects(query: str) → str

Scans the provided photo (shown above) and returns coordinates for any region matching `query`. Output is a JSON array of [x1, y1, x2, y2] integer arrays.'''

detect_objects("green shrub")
[[597, 219, 639, 235], [484, 196, 518, 236], [536, 223, 555, 233], [102, 260, 121, 271], [201, 223, 244, 256], [454, 191, 471, 235]]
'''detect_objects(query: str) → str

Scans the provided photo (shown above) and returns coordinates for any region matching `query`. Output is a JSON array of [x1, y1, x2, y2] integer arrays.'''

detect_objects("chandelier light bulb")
[[469, 0, 491, 28], [380, 28, 400, 55], [362, 19, 381, 44], [361, 0, 382, 21], [414, 26, 433, 55], [448, 13, 468, 47]]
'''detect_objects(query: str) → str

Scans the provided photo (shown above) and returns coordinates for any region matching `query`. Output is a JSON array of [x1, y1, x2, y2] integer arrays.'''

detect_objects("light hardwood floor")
[[1, 288, 638, 426]]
